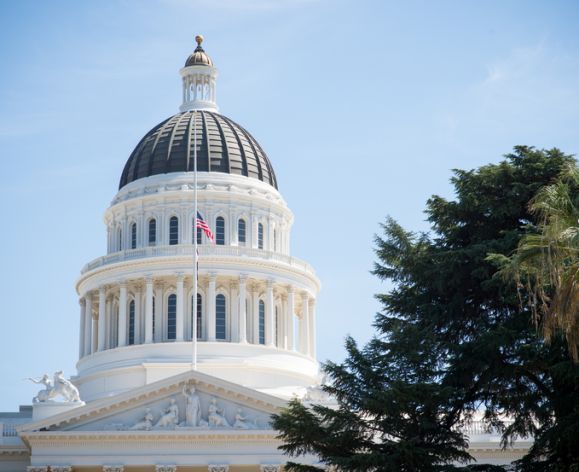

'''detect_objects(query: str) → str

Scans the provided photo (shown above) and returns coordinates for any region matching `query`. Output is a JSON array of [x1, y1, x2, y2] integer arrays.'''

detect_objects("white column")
[[154, 284, 163, 342], [118, 283, 127, 347], [134, 286, 142, 343], [145, 277, 154, 343], [230, 283, 239, 342], [252, 287, 260, 344], [299, 293, 309, 355], [207, 274, 216, 341], [238, 275, 247, 343], [84, 293, 93, 355], [287, 288, 295, 351], [265, 280, 275, 347], [79, 298, 85, 358], [176, 274, 185, 342], [98, 286, 106, 351], [308, 298, 316, 358], [105, 299, 112, 349]]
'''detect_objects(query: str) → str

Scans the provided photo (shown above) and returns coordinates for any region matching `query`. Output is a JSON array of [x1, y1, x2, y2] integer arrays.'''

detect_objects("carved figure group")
[[28, 371, 82, 403], [125, 385, 264, 431]]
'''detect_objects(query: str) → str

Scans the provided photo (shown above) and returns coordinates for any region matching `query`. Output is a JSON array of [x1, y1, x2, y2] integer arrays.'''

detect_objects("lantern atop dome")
[[180, 35, 219, 113]]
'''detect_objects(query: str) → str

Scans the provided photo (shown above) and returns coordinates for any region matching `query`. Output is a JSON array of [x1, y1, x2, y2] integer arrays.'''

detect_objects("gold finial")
[[195, 35, 204, 47]]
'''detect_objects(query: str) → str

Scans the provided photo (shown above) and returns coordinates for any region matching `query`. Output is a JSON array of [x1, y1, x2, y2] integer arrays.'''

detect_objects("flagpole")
[[192, 110, 198, 370]]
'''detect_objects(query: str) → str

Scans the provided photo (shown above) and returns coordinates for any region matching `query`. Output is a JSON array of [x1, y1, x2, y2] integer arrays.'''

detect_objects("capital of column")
[[176, 273, 184, 283], [208, 272, 217, 282], [239, 274, 248, 284], [155, 466, 177, 472], [208, 466, 229, 472], [266, 279, 274, 289], [260, 466, 281, 472], [145, 275, 154, 285]]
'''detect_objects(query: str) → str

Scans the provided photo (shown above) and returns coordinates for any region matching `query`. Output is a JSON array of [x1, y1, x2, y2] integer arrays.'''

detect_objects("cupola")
[[180, 35, 218, 113]]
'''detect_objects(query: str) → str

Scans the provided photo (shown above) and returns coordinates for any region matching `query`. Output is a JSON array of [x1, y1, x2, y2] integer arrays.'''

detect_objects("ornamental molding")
[[103, 467, 124, 472], [50, 467, 72, 472], [155, 466, 177, 472], [208, 466, 229, 472], [26, 468, 48, 472], [260, 466, 281, 472], [77, 254, 320, 296]]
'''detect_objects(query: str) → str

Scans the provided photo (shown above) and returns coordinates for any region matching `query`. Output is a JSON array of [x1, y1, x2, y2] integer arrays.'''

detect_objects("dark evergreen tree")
[[272, 147, 579, 472]]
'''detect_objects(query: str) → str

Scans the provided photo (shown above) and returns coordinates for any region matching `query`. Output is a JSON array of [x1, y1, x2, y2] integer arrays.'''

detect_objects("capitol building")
[[0, 37, 528, 471]]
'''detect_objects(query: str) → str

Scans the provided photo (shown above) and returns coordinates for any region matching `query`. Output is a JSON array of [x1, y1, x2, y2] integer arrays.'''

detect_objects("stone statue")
[[182, 384, 201, 427], [53, 371, 81, 402], [130, 408, 154, 431], [28, 374, 55, 403], [155, 398, 179, 428], [208, 397, 230, 427], [28, 371, 81, 403], [233, 408, 256, 429]]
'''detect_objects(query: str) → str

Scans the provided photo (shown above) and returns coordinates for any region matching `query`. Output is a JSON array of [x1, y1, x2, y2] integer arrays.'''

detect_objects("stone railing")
[[81, 244, 316, 276], [461, 420, 515, 436]]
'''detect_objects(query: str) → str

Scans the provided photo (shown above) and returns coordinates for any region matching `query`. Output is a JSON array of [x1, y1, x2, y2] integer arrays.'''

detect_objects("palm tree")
[[493, 162, 579, 360]]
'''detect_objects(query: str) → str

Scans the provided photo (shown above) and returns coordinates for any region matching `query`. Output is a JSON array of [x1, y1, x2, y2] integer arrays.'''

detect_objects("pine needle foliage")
[[272, 147, 579, 472]]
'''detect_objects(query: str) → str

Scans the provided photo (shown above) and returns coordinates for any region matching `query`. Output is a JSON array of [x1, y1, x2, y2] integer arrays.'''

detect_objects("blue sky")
[[1, 0, 578, 410]]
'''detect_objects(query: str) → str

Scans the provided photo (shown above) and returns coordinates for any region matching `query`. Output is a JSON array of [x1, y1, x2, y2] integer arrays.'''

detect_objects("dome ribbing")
[[119, 111, 277, 190]]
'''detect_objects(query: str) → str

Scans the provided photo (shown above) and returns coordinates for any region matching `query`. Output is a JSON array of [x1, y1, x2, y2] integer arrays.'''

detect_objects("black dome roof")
[[119, 111, 277, 190]]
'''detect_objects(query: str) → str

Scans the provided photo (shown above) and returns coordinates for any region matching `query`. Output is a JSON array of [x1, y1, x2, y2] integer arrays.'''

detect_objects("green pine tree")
[[272, 147, 579, 472]]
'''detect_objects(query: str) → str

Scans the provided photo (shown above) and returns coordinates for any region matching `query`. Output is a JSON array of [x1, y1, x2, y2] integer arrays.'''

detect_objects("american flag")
[[196, 211, 215, 242]]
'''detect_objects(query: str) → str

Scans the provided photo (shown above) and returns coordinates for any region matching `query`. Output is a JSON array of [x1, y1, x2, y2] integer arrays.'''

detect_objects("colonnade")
[[78, 275, 316, 359]]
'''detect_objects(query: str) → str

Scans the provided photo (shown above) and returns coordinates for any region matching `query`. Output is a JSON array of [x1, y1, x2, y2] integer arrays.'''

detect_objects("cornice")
[[19, 369, 286, 434]]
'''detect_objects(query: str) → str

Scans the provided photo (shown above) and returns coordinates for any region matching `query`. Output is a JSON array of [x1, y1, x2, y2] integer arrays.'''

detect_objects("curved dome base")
[[75, 342, 319, 402]]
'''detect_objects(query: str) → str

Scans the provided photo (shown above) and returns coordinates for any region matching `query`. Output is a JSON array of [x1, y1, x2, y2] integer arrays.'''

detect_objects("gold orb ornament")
[[195, 35, 204, 46]]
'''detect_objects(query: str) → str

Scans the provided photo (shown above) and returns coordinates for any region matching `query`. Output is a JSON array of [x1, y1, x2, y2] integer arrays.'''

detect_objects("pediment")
[[19, 369, 286, 436]]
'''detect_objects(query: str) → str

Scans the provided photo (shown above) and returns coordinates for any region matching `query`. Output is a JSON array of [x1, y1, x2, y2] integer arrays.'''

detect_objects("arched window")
[[128, 300, 135, 345], [238, 219, 246, 246], [258, 300, 265, 345], [148, 218, 156, 246], [117, 228, 123, 251], [191, 294, 202, 339], [169, 216, 179, 245], [193, 217, 202, 244], [215, 216, 225, 245], [167, 294, 177, 340], [130, 222, 137, 249], [258, 223, 264, 250], [216, 294, 226, 340]]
